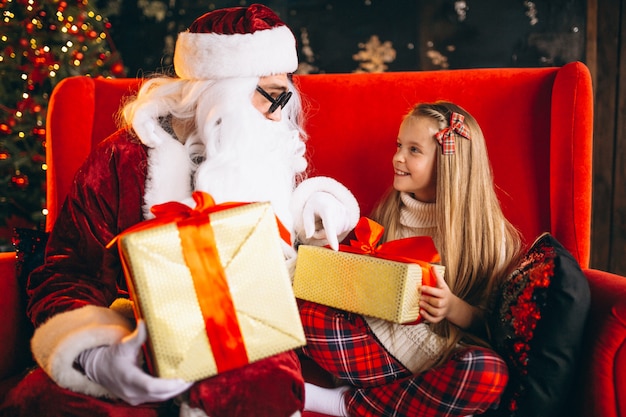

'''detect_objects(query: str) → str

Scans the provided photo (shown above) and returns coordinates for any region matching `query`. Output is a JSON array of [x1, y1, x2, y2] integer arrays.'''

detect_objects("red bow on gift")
[[132, 192, 291, 246], [339, 217, 442, 287], [338, 217, 444, 325]]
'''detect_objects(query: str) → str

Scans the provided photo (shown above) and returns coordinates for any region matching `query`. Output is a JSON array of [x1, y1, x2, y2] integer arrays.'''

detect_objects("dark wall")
[[102, 0, 586, 77]]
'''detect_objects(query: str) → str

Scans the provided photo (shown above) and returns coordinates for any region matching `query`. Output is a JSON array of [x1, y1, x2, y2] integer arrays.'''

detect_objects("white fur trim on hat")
[[174, 25, 297, 80], [31, 305, 134, 398], [290, 176, 360, 247]]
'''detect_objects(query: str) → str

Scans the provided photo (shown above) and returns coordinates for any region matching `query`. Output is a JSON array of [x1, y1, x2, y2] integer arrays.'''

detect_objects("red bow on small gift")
[[339, 217, 444, 325], [339, 217, 442, 287]]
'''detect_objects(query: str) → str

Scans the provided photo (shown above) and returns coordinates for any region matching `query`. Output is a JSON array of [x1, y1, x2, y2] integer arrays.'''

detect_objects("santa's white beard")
[[193, 107, 307, 234]]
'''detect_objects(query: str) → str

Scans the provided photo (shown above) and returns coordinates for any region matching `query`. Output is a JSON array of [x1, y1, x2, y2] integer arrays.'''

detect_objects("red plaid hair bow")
[[434, 112, 471, 155]]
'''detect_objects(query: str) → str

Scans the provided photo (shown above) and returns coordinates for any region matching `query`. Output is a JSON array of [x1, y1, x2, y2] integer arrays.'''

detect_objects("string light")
[[0, 0, 126, 232]]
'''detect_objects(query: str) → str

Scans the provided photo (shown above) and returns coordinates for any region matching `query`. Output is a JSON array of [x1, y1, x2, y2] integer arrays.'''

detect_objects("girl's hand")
[[419, 267, 481, 329], [418, 266, 454, 323]]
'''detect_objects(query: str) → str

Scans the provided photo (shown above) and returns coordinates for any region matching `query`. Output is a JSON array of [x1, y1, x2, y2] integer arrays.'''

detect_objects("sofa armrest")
[[0, 251, 33, 381], [579, 268, 626, 417]]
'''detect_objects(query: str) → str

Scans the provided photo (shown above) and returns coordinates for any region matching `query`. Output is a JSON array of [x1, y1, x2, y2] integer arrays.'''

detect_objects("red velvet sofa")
[[1, 62, 625, 416]]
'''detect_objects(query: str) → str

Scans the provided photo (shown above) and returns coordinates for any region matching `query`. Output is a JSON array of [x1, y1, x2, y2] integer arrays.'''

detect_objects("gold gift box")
[[293, 245, 445, 324], [118, 201, 306, 382]]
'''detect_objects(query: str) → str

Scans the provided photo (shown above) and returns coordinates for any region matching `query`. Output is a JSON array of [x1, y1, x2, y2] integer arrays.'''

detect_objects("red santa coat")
[[26, 127, 358, 405], [28, 129, 158, 399], [29, 130, 147, 324]]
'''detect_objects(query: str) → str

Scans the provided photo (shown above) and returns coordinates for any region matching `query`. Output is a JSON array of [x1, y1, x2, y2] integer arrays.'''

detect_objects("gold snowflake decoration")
[[353, 35, 396, 73]]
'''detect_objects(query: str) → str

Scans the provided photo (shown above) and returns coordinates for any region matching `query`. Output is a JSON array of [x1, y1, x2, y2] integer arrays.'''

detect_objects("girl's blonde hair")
[[372, 101, 523, 362]]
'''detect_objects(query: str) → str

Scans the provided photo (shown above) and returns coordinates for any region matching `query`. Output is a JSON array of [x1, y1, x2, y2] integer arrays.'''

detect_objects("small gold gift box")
[[115, 192, 306, 382], [292, 218, 445, 324]]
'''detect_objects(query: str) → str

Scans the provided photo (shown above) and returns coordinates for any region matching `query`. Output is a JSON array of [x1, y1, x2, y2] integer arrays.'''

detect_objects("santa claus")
[[7, 4, 359, 417]]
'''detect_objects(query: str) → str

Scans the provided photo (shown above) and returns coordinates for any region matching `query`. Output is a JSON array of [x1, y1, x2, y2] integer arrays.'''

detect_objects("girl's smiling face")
[[392, 116, 439, 203]]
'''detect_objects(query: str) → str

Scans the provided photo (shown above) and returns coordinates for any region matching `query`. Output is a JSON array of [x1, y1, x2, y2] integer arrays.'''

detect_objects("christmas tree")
[[0, 0, 125, 249]]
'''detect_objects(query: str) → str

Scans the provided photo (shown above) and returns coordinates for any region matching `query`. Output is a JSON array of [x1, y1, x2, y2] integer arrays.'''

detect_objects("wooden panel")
[[586, 0, 598, 86], [591, 0, 626, 276], [611, 0, 626, 274]]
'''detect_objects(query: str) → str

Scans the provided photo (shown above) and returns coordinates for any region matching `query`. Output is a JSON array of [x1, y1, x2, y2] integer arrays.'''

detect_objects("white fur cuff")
[[31, 305, 134, 398]]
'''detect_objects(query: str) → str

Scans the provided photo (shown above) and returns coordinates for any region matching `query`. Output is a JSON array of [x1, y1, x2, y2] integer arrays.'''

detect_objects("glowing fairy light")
[[1, 0, 126, 232]]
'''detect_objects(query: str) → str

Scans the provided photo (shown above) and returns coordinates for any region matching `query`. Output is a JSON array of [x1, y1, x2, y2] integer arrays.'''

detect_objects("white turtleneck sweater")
[[364, 192, 447, 374]]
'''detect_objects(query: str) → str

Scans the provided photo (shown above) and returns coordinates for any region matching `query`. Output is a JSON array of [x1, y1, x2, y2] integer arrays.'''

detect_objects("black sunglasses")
[[256, 85, 293, 114]]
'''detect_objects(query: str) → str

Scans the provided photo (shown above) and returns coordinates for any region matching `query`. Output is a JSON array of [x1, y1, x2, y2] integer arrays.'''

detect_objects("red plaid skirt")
[[299, 300, 509, 417]]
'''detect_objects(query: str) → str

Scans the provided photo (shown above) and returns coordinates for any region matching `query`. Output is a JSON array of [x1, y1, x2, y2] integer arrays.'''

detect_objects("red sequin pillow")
[[487, 232, 590, 417]]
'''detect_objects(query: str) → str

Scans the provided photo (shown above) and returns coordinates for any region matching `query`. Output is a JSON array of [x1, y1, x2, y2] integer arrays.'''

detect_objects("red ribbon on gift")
[[338, 217, 443, 325], [110, 191, 291, 374], [131, 191, 292, 247]]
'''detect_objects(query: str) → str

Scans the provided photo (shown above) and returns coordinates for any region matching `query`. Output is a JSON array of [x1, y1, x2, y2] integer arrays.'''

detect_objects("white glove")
[[76, 320, 192, 405], [302, 192, 353, 250]]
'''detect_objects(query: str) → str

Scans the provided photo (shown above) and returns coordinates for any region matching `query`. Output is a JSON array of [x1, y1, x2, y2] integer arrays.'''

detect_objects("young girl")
[[299, 101, 523, 416]]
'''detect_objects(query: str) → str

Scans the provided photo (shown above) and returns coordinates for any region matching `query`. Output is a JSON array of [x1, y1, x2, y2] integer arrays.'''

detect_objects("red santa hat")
[[174, 4, 298, 80]]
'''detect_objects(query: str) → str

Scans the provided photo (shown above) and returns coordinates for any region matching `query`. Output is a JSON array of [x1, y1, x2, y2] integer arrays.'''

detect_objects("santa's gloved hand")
[[302, 191, 352, 250], [76, 320, 192, 405]]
